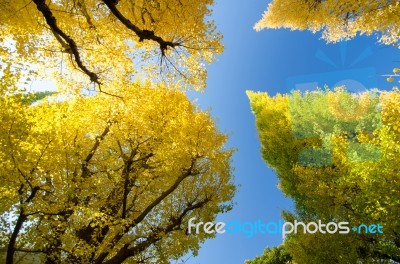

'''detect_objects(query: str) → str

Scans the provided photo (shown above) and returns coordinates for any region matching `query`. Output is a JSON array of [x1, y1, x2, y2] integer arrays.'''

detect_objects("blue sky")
[[27, 1, 399, 263], [184, 0, 400, 263]]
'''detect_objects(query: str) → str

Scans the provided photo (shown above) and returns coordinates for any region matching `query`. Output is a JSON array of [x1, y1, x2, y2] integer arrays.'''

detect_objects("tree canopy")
[[1, 0, 223, 93], [254, 0, 400, 46], [0, 85, 235, 263], [0, 1, 235, 263], [247, 88, 400, 263], [251, 2, 399, 261]]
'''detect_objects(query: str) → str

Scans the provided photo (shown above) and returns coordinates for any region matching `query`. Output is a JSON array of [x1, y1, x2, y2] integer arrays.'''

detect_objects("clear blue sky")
[[184, 0, 399, 263], [28, 1, 398, 263]]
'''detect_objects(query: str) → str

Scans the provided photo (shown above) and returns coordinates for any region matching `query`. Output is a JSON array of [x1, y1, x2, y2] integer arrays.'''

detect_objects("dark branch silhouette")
[[102, 0, 181, 56], [33, 0, 100, 84]]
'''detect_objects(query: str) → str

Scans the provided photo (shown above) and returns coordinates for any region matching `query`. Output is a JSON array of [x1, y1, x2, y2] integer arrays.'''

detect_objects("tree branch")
[[130, 159, 197, 227], [101, 0, 181, 56], [94, 159, 199, 264], [81, 123, 112, 178], [6, 186, 40, 264], [33, 0, 100, 84], [121, 159, 133, 219], [103, 198, 211, 264], [74, 151, 153, 258]]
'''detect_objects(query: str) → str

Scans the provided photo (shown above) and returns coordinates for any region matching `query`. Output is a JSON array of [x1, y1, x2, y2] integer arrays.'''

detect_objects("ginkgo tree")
[[1, 0, 223, 93], [1, 1, 234, 263], [247, 88, 400, 263], [0, 84, 235, 264], [254, 0, 400, 46]]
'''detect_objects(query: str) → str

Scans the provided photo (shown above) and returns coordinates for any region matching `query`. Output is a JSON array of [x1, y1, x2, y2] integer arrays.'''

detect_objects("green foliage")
[[245, 245, 292, 264], [247, 88, 400, 263], [21, 91, 57, 104]]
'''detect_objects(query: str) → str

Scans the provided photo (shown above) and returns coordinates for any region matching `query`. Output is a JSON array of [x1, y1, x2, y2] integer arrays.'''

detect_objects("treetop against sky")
[[1, 0, 400, 263]]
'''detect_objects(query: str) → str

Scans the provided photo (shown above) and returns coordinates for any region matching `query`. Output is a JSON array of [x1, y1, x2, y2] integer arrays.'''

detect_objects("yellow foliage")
[[0, 84, 235, 263], [0, 0, 223, 92], [255, 0, 400, 45]]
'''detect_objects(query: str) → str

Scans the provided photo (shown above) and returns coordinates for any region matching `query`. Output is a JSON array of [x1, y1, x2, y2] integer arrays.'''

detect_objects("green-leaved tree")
[[247, 88, 400, 263]]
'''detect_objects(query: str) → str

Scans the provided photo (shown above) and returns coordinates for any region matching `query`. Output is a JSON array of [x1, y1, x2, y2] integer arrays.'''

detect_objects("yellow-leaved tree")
[[1, 0, 223, 92], [0, 84, 235, 264], [0, 1, 235, 263], [254, 0, 400, 46]]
